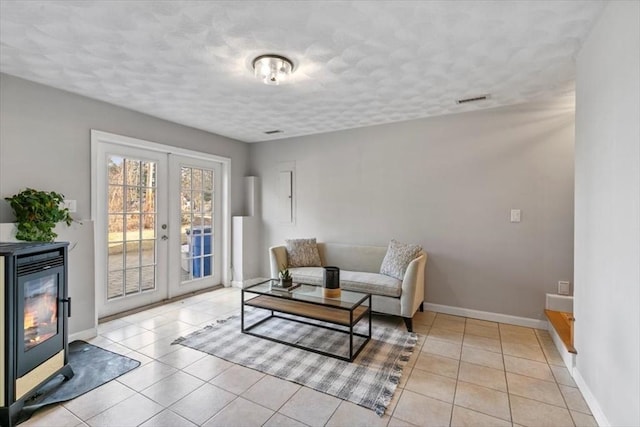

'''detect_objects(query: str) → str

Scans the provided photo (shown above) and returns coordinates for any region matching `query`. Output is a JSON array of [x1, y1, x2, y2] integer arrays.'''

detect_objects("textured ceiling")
[[0, 1, 604, 143]]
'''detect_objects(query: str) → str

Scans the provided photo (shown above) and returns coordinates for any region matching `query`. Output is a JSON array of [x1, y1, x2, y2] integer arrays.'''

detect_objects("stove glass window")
[[24, 274, 58, 351]]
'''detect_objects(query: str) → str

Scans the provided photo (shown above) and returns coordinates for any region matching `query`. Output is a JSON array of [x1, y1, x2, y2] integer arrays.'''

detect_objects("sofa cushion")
[[285, 238, 322, 267], [289, 267, 402, 298], [380, 239, 422, 280]]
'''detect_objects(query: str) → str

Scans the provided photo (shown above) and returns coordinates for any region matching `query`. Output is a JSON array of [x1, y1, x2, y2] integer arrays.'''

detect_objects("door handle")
[[161, 235, 168, 240]]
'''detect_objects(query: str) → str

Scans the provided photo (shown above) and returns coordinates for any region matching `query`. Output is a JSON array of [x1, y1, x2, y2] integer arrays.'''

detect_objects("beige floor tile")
[[451, 405, 512, 427], [535, 329, 553, 340], [463, 334, 502, 353], [326, 400, 390, 427], [414, 352, 460, 379], [119, 331, 162, 351], [264, 413, 308, 427], [149, 320, 197, 338], [166, 308, 218, 326], [506, 372, 565, 407], [550, 365, 577, 387], [501, 332, 540, 346], [21, 405, 82, 427], [405, 369, 457, 403], [560, 385, 591, 414], [63, 380, 135, 420], [510, 395, 574, 427], [139, 409, 197, 427], [86, 393, 163, 427], [137, 315, 175, 331], [156, 346, 206, 369], [279, 387, 341, 427], [437, 313, 467, 323], [458, 362, 507, 392], [541, 344, 566, 366], [117, 360, 177, 391], [501, 342, 546, 362], [499, 324, 535, 336], [504, 355, 554, 382], [464, 324, 501, 340], [243, 375, 301, 411], [466, 318, 498, 329], [388, 417, 420, 427], [182, 354, 234, 381], [202, 397, 274, 427], [413, 323, 432, 335], [170, 383, 236, 425], [393, 389, 453, 426], [101, 324, 150, 342], [432, 317, 466, 333], [413, 310, 436, 326], [141, 371, 205, 406], [136, 336, 181, 359], [209, 364, 265, 395], [429, 327, 464, 344], [96, 319, 131, 335], [454, 381, 511, 421], [570, 410, 598, 427], [423, 337, 462, 359], [461, 346, 504, 370]]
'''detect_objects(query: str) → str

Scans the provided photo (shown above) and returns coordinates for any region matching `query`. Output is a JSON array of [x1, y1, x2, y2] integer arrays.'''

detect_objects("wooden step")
[[545, 309, 577, 354]]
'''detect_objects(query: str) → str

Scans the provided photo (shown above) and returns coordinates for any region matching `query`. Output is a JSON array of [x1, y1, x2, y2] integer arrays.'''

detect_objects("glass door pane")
[[107, 155, 158, 299], [180, 166, 215, 283]]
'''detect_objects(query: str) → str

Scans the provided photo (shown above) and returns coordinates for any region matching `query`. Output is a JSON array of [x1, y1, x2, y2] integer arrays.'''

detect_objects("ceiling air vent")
[[456, 94, 490, 104], [264, 129, 283, 135]]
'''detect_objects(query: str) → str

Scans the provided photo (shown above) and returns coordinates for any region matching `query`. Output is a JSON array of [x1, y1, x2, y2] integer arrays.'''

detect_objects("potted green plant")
[[279, 266, 293, 288], [4, 188, 74, 242]]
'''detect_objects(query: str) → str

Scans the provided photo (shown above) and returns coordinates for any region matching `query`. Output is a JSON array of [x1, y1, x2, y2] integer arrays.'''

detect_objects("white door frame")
[[91, 130, 232, 320]]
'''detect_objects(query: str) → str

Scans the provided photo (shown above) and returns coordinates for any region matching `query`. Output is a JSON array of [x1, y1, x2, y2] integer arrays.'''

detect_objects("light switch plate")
[[558, 281, 570, 295], [63, 199, 77, 213], [510, 209, 521, 223]]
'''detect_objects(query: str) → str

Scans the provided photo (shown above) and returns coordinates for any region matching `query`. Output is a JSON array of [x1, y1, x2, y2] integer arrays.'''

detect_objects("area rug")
[[173, 309, 417, 416], [17, 340, 140, 424]]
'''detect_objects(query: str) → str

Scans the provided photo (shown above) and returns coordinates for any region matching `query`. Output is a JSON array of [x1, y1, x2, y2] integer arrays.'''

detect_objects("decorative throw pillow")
[[380, 239, 422, 280], [285, 238, 322, 267]]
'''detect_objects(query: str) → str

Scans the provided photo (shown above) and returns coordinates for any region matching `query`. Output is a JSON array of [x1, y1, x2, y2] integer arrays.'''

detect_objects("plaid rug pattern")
[[173, 309, 417, 416]]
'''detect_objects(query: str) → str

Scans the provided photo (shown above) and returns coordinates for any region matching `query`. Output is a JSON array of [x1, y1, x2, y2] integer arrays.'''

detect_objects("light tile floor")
[[22, 288, 597, 427]]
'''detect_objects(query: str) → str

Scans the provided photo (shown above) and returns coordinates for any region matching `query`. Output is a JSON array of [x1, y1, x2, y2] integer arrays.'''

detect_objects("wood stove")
[[0, 242, 73, 427]]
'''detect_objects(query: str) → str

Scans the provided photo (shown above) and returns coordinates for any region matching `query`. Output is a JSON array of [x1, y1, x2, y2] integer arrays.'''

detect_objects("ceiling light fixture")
[[252, 54, 293, 85]]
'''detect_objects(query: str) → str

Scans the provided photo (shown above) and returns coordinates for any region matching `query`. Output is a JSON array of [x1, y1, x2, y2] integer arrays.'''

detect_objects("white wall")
[[250, 96, 575, 321], [0, 74, 250, 335], [574, 1, 640, 426]]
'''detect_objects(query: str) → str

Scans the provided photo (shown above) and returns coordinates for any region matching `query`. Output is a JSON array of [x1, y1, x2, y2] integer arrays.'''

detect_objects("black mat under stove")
[[17, 340, 140, 424]]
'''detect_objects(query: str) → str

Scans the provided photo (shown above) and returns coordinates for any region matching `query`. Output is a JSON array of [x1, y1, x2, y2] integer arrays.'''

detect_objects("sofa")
[[269, 242, 427, 331]]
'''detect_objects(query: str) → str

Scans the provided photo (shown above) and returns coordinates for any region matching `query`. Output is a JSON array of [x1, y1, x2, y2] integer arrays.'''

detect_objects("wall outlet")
[[558, 281, 570, 295], [62, 199, 77, 213], [510, 209, 521, 223]]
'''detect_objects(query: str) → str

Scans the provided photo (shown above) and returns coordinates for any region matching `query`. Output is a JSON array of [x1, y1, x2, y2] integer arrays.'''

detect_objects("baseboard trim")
[[573, 368, 611, 427], [424, 303, 548, 329], [69, 327, 97, 342], [547, 320, 576, 371]]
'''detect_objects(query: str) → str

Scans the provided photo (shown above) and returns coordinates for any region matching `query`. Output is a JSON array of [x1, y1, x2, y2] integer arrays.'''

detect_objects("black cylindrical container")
[[323, 266, 340, 289]]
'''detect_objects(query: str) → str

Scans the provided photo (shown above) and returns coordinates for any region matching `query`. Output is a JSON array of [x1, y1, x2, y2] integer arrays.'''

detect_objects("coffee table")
[[241, 279, 371, 362]]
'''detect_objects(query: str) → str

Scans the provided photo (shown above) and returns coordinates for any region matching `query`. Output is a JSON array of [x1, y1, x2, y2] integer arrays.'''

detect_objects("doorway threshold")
[[99, 284, 225, 323]]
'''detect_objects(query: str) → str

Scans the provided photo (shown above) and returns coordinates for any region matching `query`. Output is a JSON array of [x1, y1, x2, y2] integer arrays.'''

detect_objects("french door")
[[94, 139, 223, 318], [168, 155, 222, 293]]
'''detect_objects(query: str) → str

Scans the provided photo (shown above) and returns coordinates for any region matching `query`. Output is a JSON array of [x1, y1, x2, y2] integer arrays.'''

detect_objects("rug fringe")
[[172, 316, 234, 345], [374, 332, 418, 417]]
